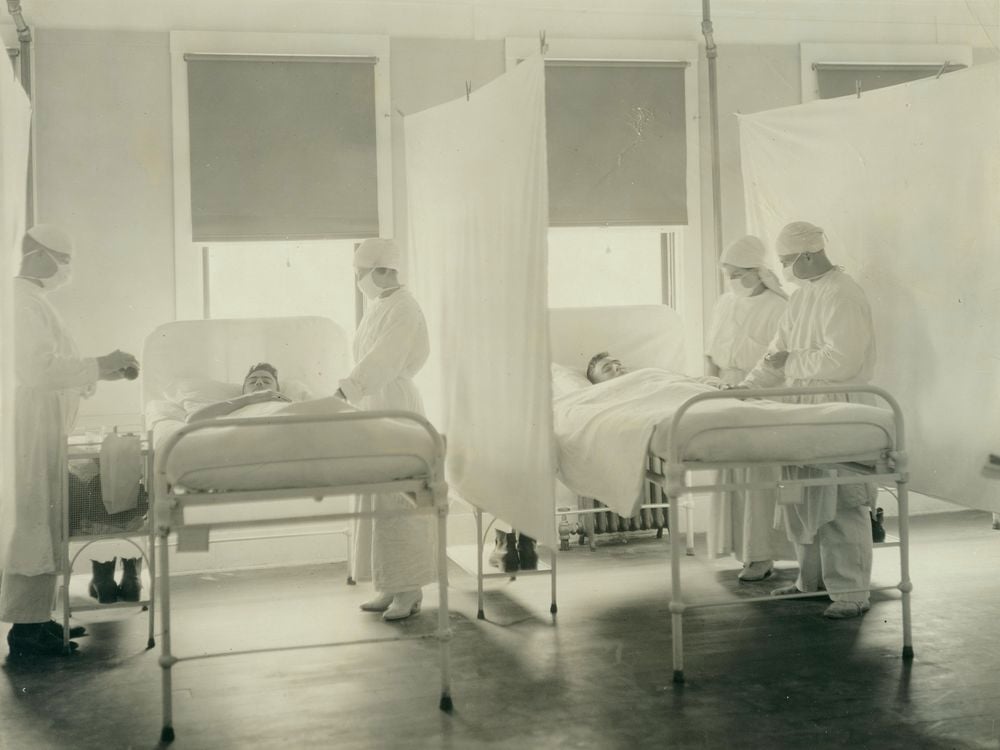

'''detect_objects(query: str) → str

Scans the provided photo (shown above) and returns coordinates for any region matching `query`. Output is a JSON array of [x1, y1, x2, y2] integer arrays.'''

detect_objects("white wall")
[[33, 29, 175, 428]]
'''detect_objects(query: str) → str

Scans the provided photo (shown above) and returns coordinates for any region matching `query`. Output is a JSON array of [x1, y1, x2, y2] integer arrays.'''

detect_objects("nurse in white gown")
[[740, 221, 877, 620], [1, 225, 139, 656], [338, 238, 436, 621], [705, 235, 793, 581]]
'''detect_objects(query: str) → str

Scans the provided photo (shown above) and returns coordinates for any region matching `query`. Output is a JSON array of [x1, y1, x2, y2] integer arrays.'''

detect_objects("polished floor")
[[2, 510, 999, 750]]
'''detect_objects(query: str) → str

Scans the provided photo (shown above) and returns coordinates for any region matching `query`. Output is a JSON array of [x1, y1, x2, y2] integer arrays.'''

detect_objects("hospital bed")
[[546, 305, 913, 682], [141, 317, 453, 744], [549, 306, 697, 552]]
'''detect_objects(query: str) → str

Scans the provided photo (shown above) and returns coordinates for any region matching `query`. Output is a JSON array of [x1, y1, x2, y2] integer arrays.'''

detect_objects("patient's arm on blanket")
[[275, 395, 356, 416], [186, 390, 291, 423]]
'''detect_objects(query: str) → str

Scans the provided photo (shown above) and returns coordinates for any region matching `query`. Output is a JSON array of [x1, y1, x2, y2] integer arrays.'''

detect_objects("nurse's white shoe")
[[383, 590, 422, 621], [360, 591, 395, 612], [738, 560, 773, 582], [823, 600, 870, 619]]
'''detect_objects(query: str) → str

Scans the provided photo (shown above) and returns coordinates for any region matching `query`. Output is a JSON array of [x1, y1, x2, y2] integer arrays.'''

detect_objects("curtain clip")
[[855, 80, 862, 98], [936, 60, 949, 79], [539, 30, 548, 55], [465, 80, 471, 101]]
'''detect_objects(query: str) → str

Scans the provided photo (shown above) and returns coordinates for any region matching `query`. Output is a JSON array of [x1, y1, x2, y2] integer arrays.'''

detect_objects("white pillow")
[[551, 363, 591, 399], [282, 378, 316, 402]]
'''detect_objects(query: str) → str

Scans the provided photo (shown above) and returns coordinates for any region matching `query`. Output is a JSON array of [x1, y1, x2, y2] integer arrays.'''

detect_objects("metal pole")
[[702, 0, 724, 285]]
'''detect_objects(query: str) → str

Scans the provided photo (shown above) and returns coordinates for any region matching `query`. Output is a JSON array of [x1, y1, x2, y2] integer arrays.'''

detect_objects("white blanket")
[[553, 369, 895, 517]]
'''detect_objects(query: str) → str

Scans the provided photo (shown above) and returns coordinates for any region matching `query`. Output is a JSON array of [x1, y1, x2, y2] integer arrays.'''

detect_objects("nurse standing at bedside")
[[335, 238, 436, 622], [704, 235, 793, 582]]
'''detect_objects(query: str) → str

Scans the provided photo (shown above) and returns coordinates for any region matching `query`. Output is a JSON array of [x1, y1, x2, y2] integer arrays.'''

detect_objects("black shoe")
[[487, 529, 519, 573], [517, 533, 538, 570], [7, 625, 78, 657], [41, 620, 87, 639], [89, 558, 118, 604], [118, 557, 143, 602], [871, 507, 886, 543]]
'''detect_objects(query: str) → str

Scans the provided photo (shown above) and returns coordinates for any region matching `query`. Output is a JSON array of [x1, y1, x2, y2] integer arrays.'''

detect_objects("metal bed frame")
[[652, 384, 913, 682], [151, 409, 453, 744]]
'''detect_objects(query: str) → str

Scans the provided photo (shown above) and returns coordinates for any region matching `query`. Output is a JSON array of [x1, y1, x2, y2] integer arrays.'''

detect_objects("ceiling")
[[5, 0, 998, 46]]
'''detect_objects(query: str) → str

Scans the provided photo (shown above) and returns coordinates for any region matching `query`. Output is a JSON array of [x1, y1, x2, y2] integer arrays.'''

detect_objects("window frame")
[[800, 42, 973, 103], [169, 31, 392, 320], [504, 37, 703, 373]]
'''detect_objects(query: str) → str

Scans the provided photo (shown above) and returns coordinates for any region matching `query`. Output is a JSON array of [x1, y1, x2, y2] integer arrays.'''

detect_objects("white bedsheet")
[[154, 399, 436, 493], [553, 369, 895, 517]]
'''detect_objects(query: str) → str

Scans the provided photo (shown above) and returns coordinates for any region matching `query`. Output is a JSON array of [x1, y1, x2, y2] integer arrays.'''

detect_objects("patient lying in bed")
[[186, 362, 293, 423]]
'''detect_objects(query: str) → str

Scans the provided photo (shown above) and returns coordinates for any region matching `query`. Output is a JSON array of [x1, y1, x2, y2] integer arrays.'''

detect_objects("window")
[[800, 43, 973, 103], [547, 226, 679, 309], [506, 38, 701, 371], [204, 240, 359, 332], [170, 33, 392, 320], [814, 62, 967, 99]]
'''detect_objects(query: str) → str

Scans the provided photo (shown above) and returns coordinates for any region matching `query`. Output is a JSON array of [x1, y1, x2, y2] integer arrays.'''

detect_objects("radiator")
[[557, 455, 671, 550]]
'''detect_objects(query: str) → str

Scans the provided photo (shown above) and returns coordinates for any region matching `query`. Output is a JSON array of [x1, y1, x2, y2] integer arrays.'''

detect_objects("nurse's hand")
[[97, 350, 139, 380]]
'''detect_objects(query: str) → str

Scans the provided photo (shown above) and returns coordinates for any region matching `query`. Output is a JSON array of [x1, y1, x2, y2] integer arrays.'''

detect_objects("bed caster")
[[439, 693, 453, 712], [346, 576, 356, 586], [656, 528, 663, 539], [672, 670, 684, 684], [902, 645, 914, 660], [550, 603, 558, 615], [477, 609, 485, 620], [147, 637, 156, 650], [160, 726, 175, 743]]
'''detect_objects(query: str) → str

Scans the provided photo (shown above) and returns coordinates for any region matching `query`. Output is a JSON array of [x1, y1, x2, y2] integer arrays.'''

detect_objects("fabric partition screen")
[[739, 62, 1000, 512], [0, 61, 34, 569], [406, 55, 556, 546]]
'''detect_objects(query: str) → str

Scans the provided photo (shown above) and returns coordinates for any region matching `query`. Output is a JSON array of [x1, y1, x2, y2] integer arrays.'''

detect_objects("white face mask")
[[728, 272, 759, 298], [357, 271, 382, 300], [781, 256, 803, 285], [42, 263, 72, 291]]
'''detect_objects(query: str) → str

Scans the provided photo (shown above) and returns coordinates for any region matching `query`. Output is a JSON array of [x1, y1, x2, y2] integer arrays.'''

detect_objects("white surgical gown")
[[743, 269, 877, 602], [0, 279, 97, 576], [705, 289, 792, 563], [340, 287, 436, 592]]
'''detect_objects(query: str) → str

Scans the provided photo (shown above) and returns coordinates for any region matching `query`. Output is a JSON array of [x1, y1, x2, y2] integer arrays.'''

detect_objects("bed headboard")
[[140, 316, 351, 407], [548, 305, 687, 374]]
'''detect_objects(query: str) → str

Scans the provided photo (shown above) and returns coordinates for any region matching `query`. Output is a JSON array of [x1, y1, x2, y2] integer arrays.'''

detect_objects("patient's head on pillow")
[[242, 362, 279, 394], [586, 352, 628, 384]]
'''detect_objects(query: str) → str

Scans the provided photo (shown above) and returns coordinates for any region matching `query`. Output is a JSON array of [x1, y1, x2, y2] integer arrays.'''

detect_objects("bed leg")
[[666, 466, 687, 682], [475, 508, 485, 620], [158, 527, 176, 743], [147, 530, 157, 649], [550, 547, 558, 616], [895, 465, 914, 660], [436, 500, 454, 712], [346, 525, 356, 584], [684, 499, 695, 556]]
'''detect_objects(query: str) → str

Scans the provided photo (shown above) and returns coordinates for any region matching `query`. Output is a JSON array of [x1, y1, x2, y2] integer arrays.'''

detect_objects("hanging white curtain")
[[0, 60, 34, 568], [739, 62, 1000, 512], [405, 55, 556, 546]]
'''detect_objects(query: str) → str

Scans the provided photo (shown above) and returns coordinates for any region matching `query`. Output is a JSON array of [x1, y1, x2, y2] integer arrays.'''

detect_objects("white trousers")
[[788, 502, 873, 604], [353, 492, 437, 594], [0, 571, 56, 623]]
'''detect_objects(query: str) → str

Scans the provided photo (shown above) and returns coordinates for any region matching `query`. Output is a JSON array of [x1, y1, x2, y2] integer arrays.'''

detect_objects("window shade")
[[186, 55, 379, 242], [545, 61, 687, 227], [815, 62, 966, 100]]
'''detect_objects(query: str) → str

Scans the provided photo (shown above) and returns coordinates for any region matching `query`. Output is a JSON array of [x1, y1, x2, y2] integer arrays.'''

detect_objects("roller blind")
[[186, 54, 379, 242], [545, 60, 688, 227], [814, 62, 966, 100]]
